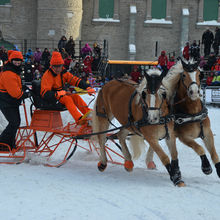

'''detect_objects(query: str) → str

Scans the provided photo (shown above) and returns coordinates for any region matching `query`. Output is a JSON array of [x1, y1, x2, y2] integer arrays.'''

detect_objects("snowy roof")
[[93, 18, 120, 23], [197, 20, 220, 26], [144, 19, 173, 24]]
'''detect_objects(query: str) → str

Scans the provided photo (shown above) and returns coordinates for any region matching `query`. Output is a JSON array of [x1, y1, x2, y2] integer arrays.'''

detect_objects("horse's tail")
[[91, 98, 99, 142], [129, 135, 146, 160]]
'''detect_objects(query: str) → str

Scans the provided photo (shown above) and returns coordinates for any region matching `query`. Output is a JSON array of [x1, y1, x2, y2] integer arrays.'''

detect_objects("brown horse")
[[92, 69, 185, 186], [147, 59, 220, 178]]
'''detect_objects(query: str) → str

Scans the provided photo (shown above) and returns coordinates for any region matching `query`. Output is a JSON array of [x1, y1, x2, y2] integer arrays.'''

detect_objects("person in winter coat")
[[24, 59, 34, 83], [83, 55, 93, 74], [130, 65, 141, 83], [213, 27, 220, 56], [202, 28, 214, 57], [199, 56, 207, 71], [58, 36, 67, 53], [167, 56, 175, 69], [25, 49, 33, 63], [206, 72, 214, 86], [40, 51, 96, 124], [64, 55, 72, 70], [203, 52, 216, 71], [0, 51, 30, 151], [158, 51, 168, 72], [81, 43, 92, 60], [93, 43, 102, 58], [41, 48, 51, 70], [34, 48, 42, 63], [65, 36, 75, 58], [183, 42, 190, 60], [211, 71, 220, 86]]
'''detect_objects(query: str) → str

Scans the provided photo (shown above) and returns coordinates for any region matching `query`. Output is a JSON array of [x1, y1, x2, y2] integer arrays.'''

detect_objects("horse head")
[[143, 69, 166, 124], [180, 58, 201, 101]]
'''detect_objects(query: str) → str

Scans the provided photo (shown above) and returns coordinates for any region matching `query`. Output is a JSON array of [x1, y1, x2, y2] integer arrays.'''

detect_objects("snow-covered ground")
[[0, 94, 220, 220]]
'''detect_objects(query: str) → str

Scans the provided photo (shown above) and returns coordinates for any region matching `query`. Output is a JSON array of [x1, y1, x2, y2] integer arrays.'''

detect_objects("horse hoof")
[[98, 162, 107, 172], [176, 181, 186, 187], [215, 162, 220, 178], [147, 161, 156, 169], [202, 166, 213, 175], [124, 160, 134, 172], [201, 155, 212, 175]]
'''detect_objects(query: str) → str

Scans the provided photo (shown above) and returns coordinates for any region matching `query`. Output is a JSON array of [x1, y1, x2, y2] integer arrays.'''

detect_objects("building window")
[[197, 0, 220, 24], [152, 0, 166, 19], [145, 0, 172, 25], [203, 0, 218, 21], [93, 0, 120, 22], [99, 0, 114, 18], [0, 0, 10, 5]]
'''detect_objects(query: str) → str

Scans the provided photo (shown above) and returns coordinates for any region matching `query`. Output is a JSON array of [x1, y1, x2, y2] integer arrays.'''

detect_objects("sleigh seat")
[[31, 80, 66, 111]]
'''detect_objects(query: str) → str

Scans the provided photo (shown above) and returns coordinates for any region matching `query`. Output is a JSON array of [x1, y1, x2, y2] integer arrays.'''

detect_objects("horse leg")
[[92, 107, 110, 172], [165, 132, 185, 186], [117, 129, 134, 172], [178, 135, 212, 175], [146, 147, 156, 169], [203, 128, 220, 178], [146, 139, 184, 186]]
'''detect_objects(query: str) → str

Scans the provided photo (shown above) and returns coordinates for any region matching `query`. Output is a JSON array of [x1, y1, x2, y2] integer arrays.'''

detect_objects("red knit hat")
[[50, 51, 64, 65], [9, 51, 23, 62]]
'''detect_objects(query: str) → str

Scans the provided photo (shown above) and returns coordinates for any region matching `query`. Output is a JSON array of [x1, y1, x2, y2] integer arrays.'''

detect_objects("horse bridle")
[[145, 92, 164, 116], [180, 71, 200, 92]]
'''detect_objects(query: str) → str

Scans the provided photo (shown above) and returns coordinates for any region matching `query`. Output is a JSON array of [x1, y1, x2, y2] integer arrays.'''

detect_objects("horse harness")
[[96, 88, 173, 140], [128, 90, 173, 140], [174, 102, 208, 139]]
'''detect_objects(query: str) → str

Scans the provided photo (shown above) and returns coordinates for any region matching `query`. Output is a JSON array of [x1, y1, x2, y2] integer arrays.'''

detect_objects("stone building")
[[1, 0, 220, 60]]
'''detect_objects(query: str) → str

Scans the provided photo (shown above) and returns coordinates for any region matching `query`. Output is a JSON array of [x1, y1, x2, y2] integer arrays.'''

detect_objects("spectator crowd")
[[0, 36, 105, 87]]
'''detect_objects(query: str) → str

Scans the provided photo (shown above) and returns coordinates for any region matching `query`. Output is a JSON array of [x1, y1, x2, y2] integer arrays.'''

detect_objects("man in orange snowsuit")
[[0, 51, 30, 151], [40, 51, 95, 124]]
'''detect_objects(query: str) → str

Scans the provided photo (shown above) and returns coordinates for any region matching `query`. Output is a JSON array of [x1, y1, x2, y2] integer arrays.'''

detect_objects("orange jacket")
[[0, 63, 23, 107], [41, 68, 89, 100]]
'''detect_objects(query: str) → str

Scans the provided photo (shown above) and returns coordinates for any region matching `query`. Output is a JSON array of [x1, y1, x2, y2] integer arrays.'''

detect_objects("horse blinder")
[[145, 74, 163, 94], [181, 59, 200, 72]]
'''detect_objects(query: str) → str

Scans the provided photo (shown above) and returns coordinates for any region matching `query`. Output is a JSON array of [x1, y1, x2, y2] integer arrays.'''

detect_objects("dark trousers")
[[204, 43, 211, 56], [0, 106, 21, 148]]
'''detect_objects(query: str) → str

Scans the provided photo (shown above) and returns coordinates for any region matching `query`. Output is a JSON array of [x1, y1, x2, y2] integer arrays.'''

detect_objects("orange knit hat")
[[50, 51, 64, 66], [9, 51, 23, 62], [7, 50, 14, 58]]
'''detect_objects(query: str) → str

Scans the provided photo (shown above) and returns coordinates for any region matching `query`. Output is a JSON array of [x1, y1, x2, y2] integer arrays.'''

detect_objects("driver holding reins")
[[40, 51, 95, 125]]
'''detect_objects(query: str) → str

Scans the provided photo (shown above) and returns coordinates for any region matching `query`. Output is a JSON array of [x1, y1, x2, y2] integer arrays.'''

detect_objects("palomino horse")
[[147, 59, 220, 178], [92, 69, 185, 186]]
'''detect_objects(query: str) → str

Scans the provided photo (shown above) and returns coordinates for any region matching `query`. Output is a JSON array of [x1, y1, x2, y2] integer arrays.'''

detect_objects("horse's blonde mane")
[[162, 60, 183, 100], [147, 68, 161, 76]]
